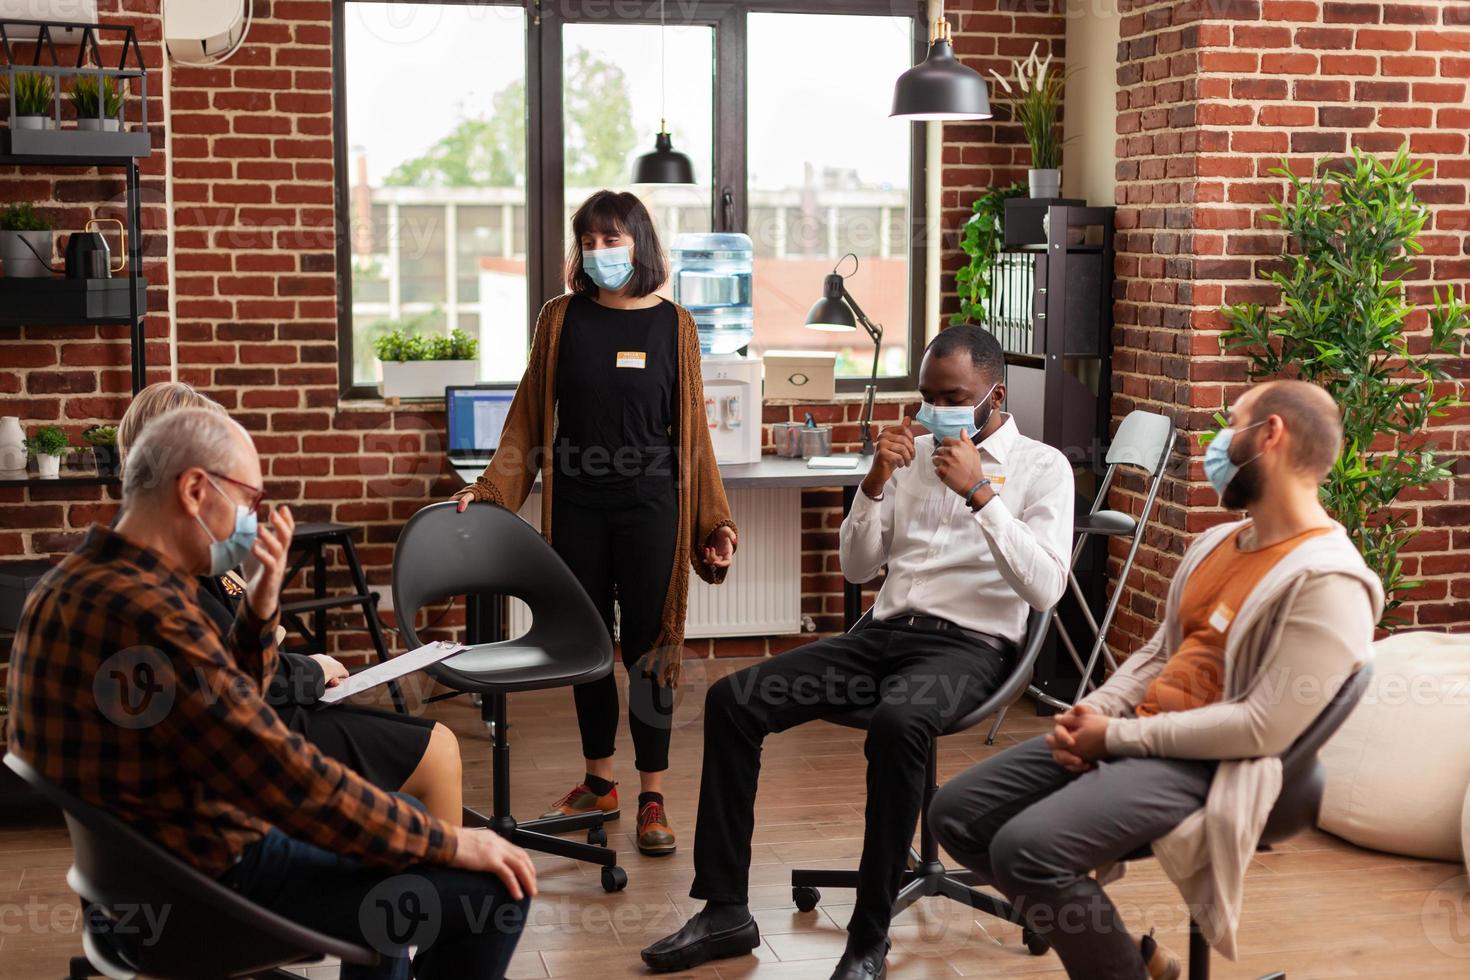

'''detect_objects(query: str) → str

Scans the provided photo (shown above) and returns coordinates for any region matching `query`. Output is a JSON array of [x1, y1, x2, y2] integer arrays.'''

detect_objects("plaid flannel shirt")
[[6, 525, 457, 877]]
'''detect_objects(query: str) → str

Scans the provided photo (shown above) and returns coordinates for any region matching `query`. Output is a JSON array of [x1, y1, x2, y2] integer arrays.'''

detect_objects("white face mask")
[[915, 382, 999, 442], [195, 477, 258, 576]]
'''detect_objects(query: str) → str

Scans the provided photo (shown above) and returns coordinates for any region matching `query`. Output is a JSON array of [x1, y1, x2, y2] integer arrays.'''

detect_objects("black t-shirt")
[[554, 294, 678, 488]]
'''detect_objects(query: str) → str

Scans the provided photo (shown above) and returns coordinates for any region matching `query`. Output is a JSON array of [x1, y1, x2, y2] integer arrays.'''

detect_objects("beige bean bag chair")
[[1318, 630, 1470, 865]]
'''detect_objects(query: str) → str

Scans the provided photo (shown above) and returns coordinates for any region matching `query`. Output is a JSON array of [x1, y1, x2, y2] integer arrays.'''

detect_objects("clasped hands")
[[1045, 703, 1111, 773]]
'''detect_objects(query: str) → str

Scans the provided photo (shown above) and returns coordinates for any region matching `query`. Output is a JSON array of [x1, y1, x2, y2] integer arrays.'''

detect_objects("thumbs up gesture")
[[861, 415, 916, 499]]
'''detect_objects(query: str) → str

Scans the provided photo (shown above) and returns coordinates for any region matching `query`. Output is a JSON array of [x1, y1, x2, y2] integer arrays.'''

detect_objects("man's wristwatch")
[[964, 478, 992, 510]]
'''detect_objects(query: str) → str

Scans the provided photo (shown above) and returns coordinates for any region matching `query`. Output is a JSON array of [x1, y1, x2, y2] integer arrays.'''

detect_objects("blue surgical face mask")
[[1203, 420, 1265, 500], [582, 244, 635, 292], [915, 382, 998, 443], [196, 477, 259, 576]]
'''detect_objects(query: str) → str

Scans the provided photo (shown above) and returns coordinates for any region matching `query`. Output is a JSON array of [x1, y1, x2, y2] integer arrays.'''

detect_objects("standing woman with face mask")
[[453, 190, 737, 856]]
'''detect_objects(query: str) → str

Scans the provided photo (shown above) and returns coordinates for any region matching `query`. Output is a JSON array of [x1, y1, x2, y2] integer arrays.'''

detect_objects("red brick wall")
[[5, 0, 1465, 679], [1, 1, 468, 658], [940, 0, 1068, 320], [1106, 0, 1470, 651], [0, 3, 171, 558]]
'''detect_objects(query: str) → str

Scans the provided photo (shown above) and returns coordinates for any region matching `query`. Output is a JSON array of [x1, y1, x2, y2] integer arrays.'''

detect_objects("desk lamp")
[[805, 253, 882, 456]]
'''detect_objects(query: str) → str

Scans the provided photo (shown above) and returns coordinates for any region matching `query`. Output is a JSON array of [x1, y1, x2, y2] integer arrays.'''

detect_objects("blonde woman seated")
[[117, 381, 464, 824]]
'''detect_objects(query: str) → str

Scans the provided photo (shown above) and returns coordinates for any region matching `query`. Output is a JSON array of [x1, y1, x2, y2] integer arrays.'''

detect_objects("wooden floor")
[[3, 657, 1468, 979]]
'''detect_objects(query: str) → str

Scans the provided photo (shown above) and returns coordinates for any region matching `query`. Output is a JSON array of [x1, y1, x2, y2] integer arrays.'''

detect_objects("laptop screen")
[[447, 387, 516, 458]]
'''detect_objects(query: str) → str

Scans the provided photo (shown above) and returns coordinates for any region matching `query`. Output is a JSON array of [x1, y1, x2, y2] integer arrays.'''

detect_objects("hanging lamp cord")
[[659, 0, 668, 135]]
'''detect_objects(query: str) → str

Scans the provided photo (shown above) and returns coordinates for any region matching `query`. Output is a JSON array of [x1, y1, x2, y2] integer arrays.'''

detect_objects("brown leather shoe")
[[1138, 930, 1181, 980], [540, 782, 619, 820], [637, 799, 677, 856]]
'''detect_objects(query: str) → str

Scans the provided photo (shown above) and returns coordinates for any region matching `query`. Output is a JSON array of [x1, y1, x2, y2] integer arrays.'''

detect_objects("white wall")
[[1061, 1, 1122, 205]]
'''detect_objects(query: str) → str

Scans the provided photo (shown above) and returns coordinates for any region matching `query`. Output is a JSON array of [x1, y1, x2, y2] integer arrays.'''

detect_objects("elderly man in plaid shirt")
[[8, 407, 534, 980]]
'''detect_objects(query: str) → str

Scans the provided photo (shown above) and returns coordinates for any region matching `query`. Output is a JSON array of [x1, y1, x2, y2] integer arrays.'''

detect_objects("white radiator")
[[507, 486, 803, 640]]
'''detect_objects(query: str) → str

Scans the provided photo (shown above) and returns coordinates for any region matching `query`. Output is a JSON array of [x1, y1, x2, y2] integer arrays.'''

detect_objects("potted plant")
[[70, 76, 124, 132], [25, 425, 73, 479], [83, 424, 120, 476], [951, 181, 1026, 326], [1219, 143, 1470, 625], [0, 204, 54, 278], [373, 321, 479, 399], [2, 72, 56, 130], [989, 45, 1069, 199]]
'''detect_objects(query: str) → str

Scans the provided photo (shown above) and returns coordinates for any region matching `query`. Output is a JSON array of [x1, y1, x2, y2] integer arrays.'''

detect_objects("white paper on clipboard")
[[318, 640, 466, 705]]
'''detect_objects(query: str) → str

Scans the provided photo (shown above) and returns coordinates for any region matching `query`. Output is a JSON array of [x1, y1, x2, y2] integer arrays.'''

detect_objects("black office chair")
[[1120, 664, 1374, 980], [789, 606, 1055, 957], [3, 753, 377, 980], [392, 500, 627, 892]]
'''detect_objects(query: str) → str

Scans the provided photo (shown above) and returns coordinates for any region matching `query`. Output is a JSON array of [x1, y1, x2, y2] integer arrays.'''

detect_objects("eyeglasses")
[[207, 471, 266, 511]]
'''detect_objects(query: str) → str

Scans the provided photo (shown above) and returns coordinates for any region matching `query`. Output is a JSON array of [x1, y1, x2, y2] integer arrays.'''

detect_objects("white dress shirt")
[[839, 415, 1074, 646]]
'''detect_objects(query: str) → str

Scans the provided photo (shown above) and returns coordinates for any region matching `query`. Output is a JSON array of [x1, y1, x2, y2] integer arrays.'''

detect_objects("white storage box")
[[764, 350, 837, 402]]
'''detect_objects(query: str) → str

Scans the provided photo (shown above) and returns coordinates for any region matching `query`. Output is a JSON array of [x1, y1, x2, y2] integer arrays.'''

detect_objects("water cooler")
[[700, 354, 762, 464], [672, 232, 763, 464]]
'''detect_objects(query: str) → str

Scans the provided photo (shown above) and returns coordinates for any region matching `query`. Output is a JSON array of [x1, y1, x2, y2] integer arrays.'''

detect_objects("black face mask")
[[1221, 425, 1266, 511]]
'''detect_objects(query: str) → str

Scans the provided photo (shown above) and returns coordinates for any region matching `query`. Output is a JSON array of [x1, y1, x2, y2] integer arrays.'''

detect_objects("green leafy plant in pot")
[[952, 181, 1026, 327], [2, 71, 56, 130], [989, 45, 1070, 199], [0, 203, 55, 279], [83, 424, 120, 476], [1218, 143, 1470, 626], [70, 76, 125, 132], [25, 425, 73, 479], [372, 316, 480, 399]]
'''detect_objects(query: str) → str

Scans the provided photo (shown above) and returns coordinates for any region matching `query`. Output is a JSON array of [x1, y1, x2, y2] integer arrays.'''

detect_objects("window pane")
[[747, 13, 915, 379], [562, 21, 714, 295], [343, 3, 529, 387]]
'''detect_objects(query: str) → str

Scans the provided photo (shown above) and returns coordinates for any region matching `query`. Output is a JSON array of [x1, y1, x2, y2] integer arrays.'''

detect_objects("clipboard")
[[318, 640, 466, 705]]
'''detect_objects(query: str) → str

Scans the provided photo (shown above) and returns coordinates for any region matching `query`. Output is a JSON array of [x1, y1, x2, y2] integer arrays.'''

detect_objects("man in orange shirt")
[[929, 380, 1383, 980]]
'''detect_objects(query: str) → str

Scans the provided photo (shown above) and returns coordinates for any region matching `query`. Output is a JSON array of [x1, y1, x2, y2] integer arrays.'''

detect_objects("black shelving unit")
[[1, 18, 151, 394], [0, 471, 117, 489], [984, 204, 1117, 711]]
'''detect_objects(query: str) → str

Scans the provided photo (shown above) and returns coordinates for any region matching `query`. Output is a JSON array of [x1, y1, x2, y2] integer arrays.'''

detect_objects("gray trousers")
[[929, 735, 1216, 980]]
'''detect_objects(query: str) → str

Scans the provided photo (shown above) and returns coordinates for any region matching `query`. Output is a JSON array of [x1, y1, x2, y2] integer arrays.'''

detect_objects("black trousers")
[[929, 736, 1216, 980], [550, 476, 678, 773], [690, 620, 1011, 946]]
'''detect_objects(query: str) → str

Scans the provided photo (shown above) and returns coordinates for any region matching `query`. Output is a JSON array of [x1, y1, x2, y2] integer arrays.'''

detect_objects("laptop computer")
[[446, 384, 518, 468]]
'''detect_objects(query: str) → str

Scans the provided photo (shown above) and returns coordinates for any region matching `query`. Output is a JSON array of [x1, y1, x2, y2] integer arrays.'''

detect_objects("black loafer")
[[640, 912, 760, 973], [830, 938, 889, 980]]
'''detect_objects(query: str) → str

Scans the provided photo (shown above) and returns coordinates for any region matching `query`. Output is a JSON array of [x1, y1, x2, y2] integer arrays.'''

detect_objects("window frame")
[[334, 0, 929, 400]]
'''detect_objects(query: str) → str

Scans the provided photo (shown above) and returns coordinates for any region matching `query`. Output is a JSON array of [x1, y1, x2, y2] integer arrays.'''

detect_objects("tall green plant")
[[1218, 144, 1469, 622], [951, 182, 1025, 326], [988, 45, 1068, 170]]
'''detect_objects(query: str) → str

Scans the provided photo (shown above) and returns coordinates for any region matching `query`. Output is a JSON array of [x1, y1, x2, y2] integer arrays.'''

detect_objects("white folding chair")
[[1031, 410, 1176, 710]]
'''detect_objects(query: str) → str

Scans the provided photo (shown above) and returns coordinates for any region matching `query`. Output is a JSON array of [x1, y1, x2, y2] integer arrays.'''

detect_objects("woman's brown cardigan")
[[461, 294, 736, 685]]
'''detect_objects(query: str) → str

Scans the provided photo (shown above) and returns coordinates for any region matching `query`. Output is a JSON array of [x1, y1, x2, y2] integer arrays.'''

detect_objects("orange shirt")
[[1135, 524, 1334, 718]]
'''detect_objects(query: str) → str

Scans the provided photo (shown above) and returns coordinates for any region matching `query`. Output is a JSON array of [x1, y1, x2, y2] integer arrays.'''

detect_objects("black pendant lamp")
[[891, 7, 992, 121], [632, 0, 695, 184]]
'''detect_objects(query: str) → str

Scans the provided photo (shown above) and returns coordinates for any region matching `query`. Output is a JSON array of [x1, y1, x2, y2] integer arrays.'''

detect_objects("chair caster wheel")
[[792, 886, 820, 912], [1023, 928, 1048, 956], [587, 826, 607, 847], [601, 866, 628, 892]]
